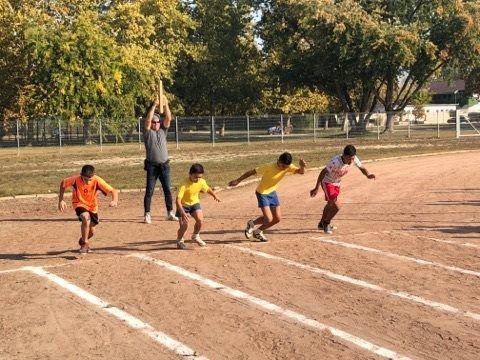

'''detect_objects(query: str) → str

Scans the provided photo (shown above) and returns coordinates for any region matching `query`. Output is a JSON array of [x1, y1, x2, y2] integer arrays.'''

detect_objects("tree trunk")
[[385, 112, 395, 132], [219, 119, 225, 136], [342, 113, 349, 132], [83, 118, 92, 144]]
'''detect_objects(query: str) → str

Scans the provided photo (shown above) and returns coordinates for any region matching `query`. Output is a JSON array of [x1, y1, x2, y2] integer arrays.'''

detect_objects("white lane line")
[[131, 254, 412, 360], [228, 245, 480, 322], [0, 256, 120, 275], [0, 268, 24, 274], [23, 266, 208, 360], [403, 232, 480, 249], [312, 237, 480, 278]]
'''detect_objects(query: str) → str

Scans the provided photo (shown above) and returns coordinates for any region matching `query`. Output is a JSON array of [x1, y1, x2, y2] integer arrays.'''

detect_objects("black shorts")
[[75, 207, 99, 225]]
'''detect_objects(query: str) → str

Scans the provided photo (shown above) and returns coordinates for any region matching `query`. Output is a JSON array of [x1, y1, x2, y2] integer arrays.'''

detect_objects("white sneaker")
[[176, 240, 186, 249], [144, 212, 152, 224], [253, 230, 268, 242], [191, 233, 206, 246], [166, 211, 179, 221], [244, 220, 255, 239]]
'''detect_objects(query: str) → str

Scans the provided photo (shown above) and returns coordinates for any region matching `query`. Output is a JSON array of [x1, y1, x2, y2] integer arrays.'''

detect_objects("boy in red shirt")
[[58, 165, 119, 254]]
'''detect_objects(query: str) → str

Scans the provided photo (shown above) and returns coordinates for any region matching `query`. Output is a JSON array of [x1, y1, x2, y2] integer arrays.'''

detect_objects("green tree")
[[173, 0, 265, 115], [0, 0, 194, 143], [410, 89, 432, 123], [465, 68, 480, 98], [257, 0, 480, 132], [101, 0, 194, 116], [0, 0, 31, 128], [280, 87, 331, 114]]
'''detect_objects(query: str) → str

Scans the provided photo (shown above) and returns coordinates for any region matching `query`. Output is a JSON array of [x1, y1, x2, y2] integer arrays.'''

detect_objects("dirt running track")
[[0, 151, 479, 360]]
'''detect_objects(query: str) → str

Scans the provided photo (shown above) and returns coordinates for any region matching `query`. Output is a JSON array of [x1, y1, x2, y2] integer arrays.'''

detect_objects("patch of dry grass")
[[0, 137, 478, 197]]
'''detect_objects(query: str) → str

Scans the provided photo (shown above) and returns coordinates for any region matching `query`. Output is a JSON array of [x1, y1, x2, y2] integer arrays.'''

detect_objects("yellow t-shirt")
[[177, 178, 210, 206], [255, 163, 298, 195]]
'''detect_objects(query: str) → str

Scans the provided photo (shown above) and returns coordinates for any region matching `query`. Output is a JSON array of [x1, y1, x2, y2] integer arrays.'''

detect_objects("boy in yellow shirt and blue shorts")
[[229, 152, 306, 242], [175, 163, 221, 249]]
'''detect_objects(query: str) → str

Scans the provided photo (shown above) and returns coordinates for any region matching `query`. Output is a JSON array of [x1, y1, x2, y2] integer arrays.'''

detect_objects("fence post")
[[16, 119, 20, 156], [346, 114, 349, 140], [138, 117, 142, 150], [313, 113, 316, 142], [280, 114, 284, 144], [455, 108, 460, 139], [175, 116, 179, 149], [58, 118, 62, 151], [99, 118, 103, 152], [246, 114, 250, 145], [408, 111, 411, 138], [436, 110, 440, 139], [211, 115, 215, 147], [377, 114, 380, 141]]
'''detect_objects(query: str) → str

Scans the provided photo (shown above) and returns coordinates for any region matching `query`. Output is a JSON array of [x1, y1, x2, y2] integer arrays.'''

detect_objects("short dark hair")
[[189, 163, 204, 175], [81, 165, 95, 177], [278, 152, 293, 165], [343, 145, 357, 156]]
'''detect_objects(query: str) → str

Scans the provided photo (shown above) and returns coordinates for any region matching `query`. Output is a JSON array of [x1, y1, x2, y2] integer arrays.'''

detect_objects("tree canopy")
[[257, 0, 480, 130], [1, 0, 480, 130]]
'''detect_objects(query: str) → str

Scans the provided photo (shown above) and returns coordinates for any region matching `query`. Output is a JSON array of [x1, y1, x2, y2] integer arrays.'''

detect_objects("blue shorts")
[[256, 191, 280, 208], [176, 203, 201, 217]]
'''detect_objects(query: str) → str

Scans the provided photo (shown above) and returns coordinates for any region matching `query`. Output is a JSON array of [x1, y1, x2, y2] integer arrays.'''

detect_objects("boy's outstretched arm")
[[207, 188, 221, 202], [359, 166, 375, 180], [310, 168, 327, 197], [295, 158, 307, 174], [58, 180, 67, 211], [228, 169, 256, 187], [109, 189, 119, 207]]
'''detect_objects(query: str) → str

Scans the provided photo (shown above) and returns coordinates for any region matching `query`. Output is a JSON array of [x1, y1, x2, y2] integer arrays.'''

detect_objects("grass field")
[[1, 136, 479, 197]]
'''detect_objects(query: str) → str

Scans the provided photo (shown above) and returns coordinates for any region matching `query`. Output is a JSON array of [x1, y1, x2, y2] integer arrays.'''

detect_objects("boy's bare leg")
[[190, 210, 206, 246], [257, 206, 273, 231], [80, 213, 91, 244], [88, 226, 95, 239], [324, 200, 340, 224], [191, 210, 203, 235], [177, 219, 188, 240], [326, 200, 340, 224], [258, 206, 281, 231], [252, 216, 264, 226]]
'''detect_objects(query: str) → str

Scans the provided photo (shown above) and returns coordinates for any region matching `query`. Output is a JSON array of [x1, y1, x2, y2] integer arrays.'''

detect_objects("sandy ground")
[[0, 151, 479, 359]]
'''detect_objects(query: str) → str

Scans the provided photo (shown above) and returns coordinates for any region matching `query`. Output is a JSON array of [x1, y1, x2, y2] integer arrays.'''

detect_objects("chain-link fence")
[[1, 111, 476, 152]]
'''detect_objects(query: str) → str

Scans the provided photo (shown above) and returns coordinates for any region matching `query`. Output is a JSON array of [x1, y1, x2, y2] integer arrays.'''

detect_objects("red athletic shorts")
[[322, 182, 340, 201]]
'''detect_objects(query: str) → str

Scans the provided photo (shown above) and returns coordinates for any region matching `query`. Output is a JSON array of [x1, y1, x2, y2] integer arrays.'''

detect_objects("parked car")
[[268, 124, 282, 135], [53, 129, 65, 139], [446, 115, 468, 124]]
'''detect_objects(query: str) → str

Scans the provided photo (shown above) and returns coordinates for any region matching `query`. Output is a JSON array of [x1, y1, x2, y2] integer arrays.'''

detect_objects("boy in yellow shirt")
[[58, 165, 119, 254], [228, 152, 306, 241], [175, 163, 221, 249]]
